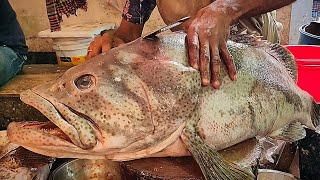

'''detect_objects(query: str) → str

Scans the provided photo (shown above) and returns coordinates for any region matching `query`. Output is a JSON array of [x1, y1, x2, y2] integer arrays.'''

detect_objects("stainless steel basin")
[[49, 159, 122, 180]]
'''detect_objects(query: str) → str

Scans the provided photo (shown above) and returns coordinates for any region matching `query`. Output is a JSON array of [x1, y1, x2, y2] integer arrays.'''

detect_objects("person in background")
[[0, 0, 28, 86], [87, 0, 295, 88]]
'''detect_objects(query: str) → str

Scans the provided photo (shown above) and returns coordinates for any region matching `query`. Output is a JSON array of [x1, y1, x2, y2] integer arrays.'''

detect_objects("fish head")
[[8, 34, 201, 160]]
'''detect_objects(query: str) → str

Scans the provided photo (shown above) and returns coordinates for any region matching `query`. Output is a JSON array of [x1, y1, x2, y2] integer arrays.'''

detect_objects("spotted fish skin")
[[196, 40, 313, 150], [7, 32, 316, 162], [150, 32, 314, 151]]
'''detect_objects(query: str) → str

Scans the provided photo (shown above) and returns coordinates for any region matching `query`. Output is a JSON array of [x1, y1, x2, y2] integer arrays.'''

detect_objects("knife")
[[143, 16, 190, 40]]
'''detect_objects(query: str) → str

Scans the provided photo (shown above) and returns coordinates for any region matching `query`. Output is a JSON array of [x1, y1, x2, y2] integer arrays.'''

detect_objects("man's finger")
[[186, 25, 200, 70], [220, 41, 237, 81], [209, 38, 221, 89], [86, 45, 93, 60], [87, 36, 102, 60], [86, 43, 96, 60], [199, 30, 211, 86]]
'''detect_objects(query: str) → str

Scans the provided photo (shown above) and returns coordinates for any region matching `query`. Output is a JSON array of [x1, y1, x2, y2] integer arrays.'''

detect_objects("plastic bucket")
[[38, 23, 116, 65], [285, 45, 320, 103], [53, 37, 91, 66]]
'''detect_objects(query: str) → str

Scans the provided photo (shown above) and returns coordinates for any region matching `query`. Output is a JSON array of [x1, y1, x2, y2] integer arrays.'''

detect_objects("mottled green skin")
[[153, 32, 314, 150], [7, 32, 315, 160]]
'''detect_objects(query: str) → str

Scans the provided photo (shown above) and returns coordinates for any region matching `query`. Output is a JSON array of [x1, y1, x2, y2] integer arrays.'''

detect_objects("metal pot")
[[49, 159, 122, 180], [257, 169, 297, 180]]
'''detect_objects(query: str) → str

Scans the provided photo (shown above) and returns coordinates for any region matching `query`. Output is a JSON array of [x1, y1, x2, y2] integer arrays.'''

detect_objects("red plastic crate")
[[285, 45, 320, 103]]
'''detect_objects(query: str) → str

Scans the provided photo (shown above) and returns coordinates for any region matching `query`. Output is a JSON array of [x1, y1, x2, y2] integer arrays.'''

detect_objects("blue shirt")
[[122, 0, 157, 24], [0, 0, 28, 56]]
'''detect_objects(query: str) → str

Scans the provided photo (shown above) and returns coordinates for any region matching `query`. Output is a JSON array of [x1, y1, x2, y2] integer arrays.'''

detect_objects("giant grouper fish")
[[6, 32, 320, 180]]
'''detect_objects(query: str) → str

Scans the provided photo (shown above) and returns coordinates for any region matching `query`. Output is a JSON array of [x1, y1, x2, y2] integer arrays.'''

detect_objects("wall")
[[9, 0, 292, 53], [289, 0, 314, 44], [277, 5, 292, 45]]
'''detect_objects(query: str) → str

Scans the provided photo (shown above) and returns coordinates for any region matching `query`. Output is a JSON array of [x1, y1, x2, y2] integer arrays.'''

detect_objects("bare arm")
[[114, 19, 144, 43], [187, 0, 296, 88], [239, 0, 296, 19]]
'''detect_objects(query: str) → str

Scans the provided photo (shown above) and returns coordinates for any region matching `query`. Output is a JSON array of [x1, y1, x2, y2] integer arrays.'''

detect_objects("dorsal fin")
[[229, 34, 266, 47], [229, 34, 297, 81], [266, 43, 297, 81]]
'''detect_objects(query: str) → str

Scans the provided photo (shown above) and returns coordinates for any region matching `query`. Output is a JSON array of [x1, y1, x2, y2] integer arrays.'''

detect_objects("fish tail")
[[312, 101, 320, 133], [181, 128, 254, 180]]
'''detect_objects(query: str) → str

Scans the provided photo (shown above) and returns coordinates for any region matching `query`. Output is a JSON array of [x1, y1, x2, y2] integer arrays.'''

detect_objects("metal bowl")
[[49, 159, 122, 180], [257, 169, 297, 180]]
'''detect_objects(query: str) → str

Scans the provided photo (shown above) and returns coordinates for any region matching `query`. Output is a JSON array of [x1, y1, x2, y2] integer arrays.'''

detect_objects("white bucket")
[[38, 23, 116, 66], [53, 37, 91, 66]]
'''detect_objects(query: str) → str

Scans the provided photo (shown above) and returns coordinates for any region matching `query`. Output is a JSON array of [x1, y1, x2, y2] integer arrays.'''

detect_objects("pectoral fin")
[[220, 138, 261, 168], [181, 128, 254, 180], [269, 122, 306, 142]]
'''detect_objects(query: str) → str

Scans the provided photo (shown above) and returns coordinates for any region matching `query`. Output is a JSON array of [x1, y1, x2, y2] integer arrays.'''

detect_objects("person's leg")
[[0, 46, 25, 87]]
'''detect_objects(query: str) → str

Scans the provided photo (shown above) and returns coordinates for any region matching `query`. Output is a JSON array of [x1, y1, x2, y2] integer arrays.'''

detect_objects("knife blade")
[[143, 16, 190, 40]]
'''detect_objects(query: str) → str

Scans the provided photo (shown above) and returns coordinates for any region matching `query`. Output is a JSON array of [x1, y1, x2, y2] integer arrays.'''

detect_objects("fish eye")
[[74, 74, 95, 90]]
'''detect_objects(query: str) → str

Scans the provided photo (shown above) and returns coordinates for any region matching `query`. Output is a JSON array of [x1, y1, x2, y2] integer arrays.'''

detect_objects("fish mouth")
[[7, 121, 106, 159], [27, 121, 72, 142], [9, 121, 73, 144], [14, 89, 101, 150]]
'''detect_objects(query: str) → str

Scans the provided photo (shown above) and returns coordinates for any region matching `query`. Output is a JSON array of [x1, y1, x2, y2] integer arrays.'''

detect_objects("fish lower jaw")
[[21, 90, 99, 150], [6, 122, 106, 159], [7, 121, 72, 144], [21, 145, 107, 159]]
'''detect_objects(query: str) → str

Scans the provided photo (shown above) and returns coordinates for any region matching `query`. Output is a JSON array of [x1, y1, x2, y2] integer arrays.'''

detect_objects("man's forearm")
[[115, 19, 144, 43], [241, 0, 296, 18], [212, 0, 296, 23]]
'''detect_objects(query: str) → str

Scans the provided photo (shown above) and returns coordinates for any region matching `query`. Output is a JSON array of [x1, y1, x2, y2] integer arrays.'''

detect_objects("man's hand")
[[86, 30, 125, 60], [186, 0, 295, 89], [186, 2, 237, 89], [86, 19, 143, 60]]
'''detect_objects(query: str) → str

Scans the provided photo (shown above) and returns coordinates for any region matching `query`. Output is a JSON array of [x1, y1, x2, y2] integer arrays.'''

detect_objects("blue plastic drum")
[[298, 22, 320, 45]]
